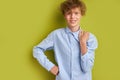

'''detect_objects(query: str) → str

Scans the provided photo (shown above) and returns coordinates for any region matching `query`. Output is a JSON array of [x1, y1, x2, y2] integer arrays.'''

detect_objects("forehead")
[[67, 7, 81, 13]]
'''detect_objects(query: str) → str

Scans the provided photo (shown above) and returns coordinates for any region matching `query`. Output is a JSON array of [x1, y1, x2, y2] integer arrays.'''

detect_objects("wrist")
[[80, 41, 86, 45]]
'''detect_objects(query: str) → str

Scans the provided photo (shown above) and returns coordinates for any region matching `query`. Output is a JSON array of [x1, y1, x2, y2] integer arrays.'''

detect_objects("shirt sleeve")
[[33, 31, 55, 71], [80, 33, 98, 73]]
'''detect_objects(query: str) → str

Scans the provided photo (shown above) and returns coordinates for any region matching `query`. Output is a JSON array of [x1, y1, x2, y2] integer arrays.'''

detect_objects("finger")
[[55, 66, 59, 75], [86, 32, 90, 40], [80, 30, 83, 36], [86, 31, 89, 36], [56, 70, 59, 75], [83, 31, 86, 35], [78, 31, 81, 37], [84, 31, 89, 36], [79, 31, 82, 38]]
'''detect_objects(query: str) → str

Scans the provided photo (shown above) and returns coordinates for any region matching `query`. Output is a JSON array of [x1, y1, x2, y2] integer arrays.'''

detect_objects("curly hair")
[[60, 0, 86, 16]]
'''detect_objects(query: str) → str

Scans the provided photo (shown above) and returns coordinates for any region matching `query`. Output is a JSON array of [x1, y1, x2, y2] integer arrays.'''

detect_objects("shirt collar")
[[65, 27, 82, 42], [65, 26, 81, 34]]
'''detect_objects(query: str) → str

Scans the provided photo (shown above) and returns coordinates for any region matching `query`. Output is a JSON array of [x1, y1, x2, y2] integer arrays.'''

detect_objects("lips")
[[70, 20, 76, 23]]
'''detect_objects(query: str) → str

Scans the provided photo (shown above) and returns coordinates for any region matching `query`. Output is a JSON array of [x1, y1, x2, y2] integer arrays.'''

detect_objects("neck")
[[69, 26, 80, 32]]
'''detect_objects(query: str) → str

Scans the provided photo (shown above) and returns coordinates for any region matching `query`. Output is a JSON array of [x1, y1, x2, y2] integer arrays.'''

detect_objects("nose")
[[71, 13, 75, 19]]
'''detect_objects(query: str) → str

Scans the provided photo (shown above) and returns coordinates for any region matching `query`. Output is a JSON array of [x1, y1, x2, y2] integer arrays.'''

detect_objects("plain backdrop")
[[0, 0, 120, 80]]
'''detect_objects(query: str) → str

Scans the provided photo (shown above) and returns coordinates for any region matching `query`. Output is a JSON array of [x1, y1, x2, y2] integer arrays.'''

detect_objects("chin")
[[69, 24, 78, 27]]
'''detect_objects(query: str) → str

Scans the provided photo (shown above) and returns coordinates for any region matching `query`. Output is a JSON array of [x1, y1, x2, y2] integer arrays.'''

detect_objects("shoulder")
[[53, 28, 65, 33], [46, 28, 66, 38], [87, 32, 98, 49], [89, 32, 97, 40], [50, 28, 66, 35]]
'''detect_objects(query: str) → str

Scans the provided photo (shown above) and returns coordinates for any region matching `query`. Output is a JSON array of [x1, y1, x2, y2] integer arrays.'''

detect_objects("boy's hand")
[[50, 66, 59, 76], [79, 30, 89, 43], [79, 30, 90, 55]]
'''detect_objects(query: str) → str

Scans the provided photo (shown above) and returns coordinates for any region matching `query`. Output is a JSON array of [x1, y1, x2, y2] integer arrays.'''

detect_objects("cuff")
[[81, 52, 89, 60], [47, 62, 55, 71]]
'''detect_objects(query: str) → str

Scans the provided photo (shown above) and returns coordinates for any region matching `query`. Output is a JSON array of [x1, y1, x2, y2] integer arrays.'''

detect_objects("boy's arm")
[[33, 32, 55, 71], [79, 31, 89, 55], [79, 31, 98, 73]]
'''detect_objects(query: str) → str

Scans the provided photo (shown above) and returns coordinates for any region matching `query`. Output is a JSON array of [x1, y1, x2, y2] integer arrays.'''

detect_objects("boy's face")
[[64, 7, 82, 28]]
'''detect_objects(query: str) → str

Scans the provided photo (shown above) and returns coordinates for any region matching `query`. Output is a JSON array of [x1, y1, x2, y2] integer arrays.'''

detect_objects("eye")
[[66, 12, 71, 15], [75, 12, 79, 15]]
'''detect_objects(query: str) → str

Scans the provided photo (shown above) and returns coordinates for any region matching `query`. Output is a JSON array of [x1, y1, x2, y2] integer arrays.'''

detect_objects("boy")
[[33, 0, 98, 80]]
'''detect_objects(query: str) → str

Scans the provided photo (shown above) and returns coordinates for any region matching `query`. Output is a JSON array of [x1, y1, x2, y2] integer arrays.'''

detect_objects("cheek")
[[79, 15, 82, 18], [64, 16, 70, 21], [77, 15, 82, 20]]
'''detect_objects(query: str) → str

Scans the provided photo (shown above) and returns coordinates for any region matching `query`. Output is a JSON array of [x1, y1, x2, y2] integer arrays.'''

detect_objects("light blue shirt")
[[33, 27, 98, 80]]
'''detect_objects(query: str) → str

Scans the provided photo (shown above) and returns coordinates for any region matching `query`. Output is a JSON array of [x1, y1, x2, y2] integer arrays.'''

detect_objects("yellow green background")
[[0, 0, 120, 80]]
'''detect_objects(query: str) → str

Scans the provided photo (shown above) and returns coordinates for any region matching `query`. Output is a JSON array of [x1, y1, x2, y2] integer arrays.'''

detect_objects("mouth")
[[70, 20, 77, 23]]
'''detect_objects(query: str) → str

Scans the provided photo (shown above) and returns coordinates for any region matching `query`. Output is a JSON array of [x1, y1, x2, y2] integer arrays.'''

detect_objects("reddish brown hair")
[[60, 0, 86, 16]]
